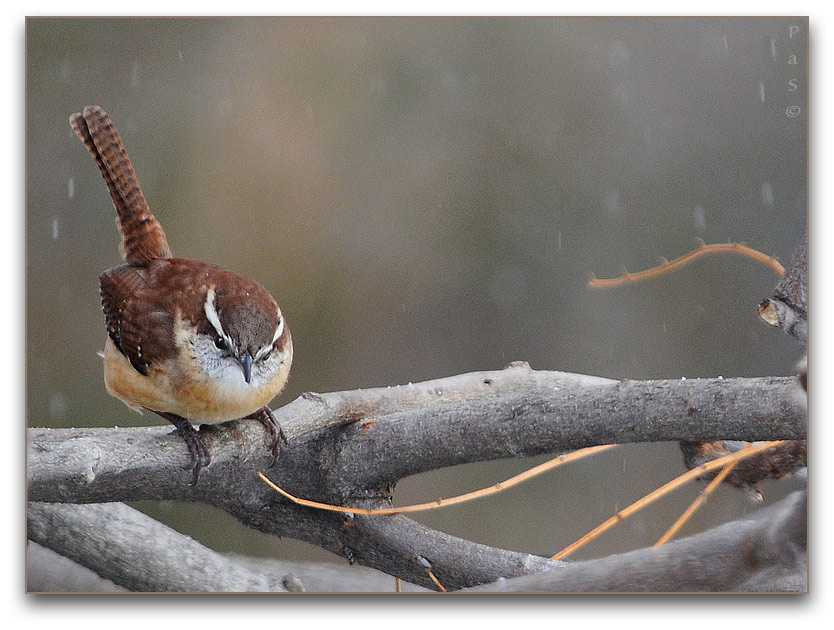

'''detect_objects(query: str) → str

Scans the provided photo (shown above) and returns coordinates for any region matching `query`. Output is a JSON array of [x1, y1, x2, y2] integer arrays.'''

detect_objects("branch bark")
[[27, 502, 292, 592], [27, 367, 805, 504], [26, 503, 429, 593], [27, 364, 806, 591]]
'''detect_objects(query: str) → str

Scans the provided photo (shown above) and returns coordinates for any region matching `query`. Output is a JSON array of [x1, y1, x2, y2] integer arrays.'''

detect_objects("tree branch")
[[26, 503, 430, 593], [27, 364, 805, 590], [27, 501, 291, 592], [27, 366, 804, 504]]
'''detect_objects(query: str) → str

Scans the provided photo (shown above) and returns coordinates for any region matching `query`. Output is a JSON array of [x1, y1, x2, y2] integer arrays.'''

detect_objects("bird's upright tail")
[[71, 105, 172, 266]]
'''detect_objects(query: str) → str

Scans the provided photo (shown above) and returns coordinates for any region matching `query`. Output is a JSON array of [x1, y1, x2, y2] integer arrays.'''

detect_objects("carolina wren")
[[70, 106, 293, 484]]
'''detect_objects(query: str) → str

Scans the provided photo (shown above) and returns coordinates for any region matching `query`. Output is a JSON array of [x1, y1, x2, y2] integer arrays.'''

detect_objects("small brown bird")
[[71, 106, 293, 484]]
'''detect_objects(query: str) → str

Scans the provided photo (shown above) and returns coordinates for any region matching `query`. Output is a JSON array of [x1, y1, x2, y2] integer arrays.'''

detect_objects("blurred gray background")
[[27, 17, 806, 569]]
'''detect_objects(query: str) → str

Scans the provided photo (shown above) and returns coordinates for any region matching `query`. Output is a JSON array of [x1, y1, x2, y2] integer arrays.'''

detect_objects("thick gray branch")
[[27, 365, 805, 591], [28, 366, 804, 503], [27, 502, 289, 592], [26, 503, 429, 593]]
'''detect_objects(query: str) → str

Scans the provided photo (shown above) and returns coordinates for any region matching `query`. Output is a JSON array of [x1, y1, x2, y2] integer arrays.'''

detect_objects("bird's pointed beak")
[[239, 351, 253, 383]]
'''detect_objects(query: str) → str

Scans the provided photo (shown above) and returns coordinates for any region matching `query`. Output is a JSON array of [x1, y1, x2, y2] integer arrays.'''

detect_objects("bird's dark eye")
[[214, 336, 226, 350], [261, 350, 271, 362]]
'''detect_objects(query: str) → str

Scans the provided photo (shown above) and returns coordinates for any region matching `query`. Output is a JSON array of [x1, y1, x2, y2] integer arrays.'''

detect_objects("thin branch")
[[552, 440, 785, 560], [654, 458, 739, 547], [257, 444, 617, 515], [588, 241, 785, 288]]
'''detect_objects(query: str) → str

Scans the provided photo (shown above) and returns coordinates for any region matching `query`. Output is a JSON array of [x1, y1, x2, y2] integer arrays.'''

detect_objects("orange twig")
[[653, 459, 739, 547], [258, 444, 616, 515], [587, 242, 786, 551], [551, 441, 783, 560], [588, 242, 784, 289], [426, 569, 447, 592]]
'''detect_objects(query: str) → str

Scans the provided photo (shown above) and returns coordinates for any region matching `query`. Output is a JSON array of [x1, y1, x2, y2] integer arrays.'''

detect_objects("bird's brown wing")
[[99, 264, 175, 376]]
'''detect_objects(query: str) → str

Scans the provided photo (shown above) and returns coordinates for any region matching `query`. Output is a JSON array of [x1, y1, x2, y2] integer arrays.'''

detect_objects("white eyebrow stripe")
[[254, 305, 284, 361], [204, 286, 226, 339], [271, 306, 284, 346]]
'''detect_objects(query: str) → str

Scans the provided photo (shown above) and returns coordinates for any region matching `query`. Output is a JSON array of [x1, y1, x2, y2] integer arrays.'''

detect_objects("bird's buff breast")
[[102, 337, 291, 422]]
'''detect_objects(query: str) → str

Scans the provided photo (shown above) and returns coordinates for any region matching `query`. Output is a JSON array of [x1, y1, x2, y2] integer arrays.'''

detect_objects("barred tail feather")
[[71, 106, 171, 265]]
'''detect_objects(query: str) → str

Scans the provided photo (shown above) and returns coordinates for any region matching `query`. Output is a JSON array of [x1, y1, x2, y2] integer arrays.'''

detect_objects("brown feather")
[[71, 106, 171, 265]]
